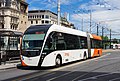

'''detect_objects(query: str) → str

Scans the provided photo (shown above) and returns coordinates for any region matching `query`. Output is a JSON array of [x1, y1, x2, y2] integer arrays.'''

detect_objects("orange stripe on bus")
[[21, 60, 28, 66], [92, 49, 102, 57]]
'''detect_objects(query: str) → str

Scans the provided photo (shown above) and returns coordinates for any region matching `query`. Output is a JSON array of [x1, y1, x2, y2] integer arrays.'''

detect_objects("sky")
[[26, 0, 120, 39]]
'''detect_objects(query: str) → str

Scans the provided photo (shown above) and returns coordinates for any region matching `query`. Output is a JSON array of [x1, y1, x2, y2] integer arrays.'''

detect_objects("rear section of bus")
[[91, 34, 102, 57]]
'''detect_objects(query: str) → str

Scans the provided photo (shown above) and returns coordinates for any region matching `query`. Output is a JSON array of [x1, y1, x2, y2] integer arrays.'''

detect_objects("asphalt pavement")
[[0, 49, 119, 81]]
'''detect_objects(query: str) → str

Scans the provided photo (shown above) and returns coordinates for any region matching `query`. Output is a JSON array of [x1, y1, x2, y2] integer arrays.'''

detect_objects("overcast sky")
[[26, 0, 120, 38]]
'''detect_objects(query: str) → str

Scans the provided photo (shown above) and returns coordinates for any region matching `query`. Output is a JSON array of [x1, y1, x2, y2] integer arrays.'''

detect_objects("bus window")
[[54, 32, 66, 50], [64, 34, 79, 50], [80, 37, 87, 49], [43, 32, 55, 53], [91, 39, 102, 48]]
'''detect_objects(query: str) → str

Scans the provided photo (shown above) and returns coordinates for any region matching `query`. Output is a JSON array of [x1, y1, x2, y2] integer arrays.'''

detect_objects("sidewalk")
[[0, 60, 20, 70], [0, 49, 114, 70], [103, 49, 113, 52]]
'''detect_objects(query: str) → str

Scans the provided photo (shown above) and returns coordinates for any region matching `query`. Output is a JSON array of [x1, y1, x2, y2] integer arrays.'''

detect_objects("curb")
[[0, 62, 20, 70]]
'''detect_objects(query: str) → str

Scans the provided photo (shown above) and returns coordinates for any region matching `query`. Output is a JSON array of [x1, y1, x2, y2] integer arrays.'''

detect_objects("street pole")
[[57, 0, 60, 25], [102, 27, 104, 49], [0, 35, 2, 65], [90, 10, 92, 33], [81, 18, 83, 31], [97, 24, 99, 35], [110, 29, 111, 49]]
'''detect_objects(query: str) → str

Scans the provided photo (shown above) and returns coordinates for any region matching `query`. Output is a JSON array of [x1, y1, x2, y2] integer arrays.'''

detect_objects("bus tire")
[[83, 52, 87, 60], [55, 55, 62, 67]]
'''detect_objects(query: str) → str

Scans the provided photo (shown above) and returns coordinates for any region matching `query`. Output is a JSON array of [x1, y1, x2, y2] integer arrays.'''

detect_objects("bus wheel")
[[55, 55, 62, 67], [83, 52, 87, 60]]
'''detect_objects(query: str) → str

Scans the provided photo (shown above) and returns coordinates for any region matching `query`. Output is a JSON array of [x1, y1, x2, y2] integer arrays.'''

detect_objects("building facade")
[[0, 0, 28, 58], [28, 10, 74, 28], [0, 0, 28, 32]]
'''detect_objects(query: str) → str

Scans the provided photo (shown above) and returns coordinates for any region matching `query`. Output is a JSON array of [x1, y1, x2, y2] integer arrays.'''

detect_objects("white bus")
[[20, 24, 102, 67]]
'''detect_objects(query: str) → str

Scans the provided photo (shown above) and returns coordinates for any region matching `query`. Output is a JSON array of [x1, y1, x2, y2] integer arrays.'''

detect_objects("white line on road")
[[77, 73, 113, 81], [109, 77, 120, 81]]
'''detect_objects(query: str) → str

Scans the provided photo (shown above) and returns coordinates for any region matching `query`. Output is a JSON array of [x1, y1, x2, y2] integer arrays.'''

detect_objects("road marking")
[[76, 73, 113, 81], [45, 53, 110, 81], [42, 72, 56, 77], [109, 77, 120, 81], [97, 57, 120, 61], [49, 53, 110, 72], [46, 71, 74, 81]]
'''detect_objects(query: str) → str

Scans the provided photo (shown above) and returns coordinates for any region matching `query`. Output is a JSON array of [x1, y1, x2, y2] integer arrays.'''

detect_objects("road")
[[1, 50, 120, 81]]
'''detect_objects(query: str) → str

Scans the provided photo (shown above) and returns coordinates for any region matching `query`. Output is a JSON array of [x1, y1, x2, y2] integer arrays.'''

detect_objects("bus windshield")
[[22, 25, 51, 50], [22, 34, 45, 50]]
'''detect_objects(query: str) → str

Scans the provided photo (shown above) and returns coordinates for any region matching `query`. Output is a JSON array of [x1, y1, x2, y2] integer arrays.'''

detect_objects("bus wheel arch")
[[55, 54, 62, 67]]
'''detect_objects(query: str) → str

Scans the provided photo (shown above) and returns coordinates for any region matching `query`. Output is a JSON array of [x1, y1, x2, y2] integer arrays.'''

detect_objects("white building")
[[0, 0, 28, 32], [28, 10, 74, 28]]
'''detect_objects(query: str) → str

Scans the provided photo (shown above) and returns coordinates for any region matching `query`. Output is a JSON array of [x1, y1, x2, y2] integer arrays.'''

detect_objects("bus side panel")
[[21, 55, 40, 66], [41, 49, 88, 67], [41, 52, 58, 67], [91, 49, 102, 57]]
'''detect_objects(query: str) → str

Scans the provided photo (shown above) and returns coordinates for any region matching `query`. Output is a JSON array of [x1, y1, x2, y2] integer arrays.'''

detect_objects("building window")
[[37, 15, 39, 18], [31, 21, 33, 24], [2, 24, 4, 29], [45, 21, 49, 24], [21, 21, 23, 24], [36, 20, 38, 24], [42, 20, 44, 24], [35, 15, 36, 18], [42, 15, 44, 19], [39, 15, 41, 18], [45, 15, 49, 19], [11, 25, 13, 29], [2, 10, 4, 15], [33, 16, 34, 19]]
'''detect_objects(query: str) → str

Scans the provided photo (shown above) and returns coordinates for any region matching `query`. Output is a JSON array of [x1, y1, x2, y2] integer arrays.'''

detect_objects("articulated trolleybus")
[[20, 24, 102, 67]]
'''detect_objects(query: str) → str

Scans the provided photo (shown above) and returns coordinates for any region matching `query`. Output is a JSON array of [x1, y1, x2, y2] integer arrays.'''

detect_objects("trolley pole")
[[90, 10, 92, 33], [57, 0, 60, 25], [102, 27, 104, 49], [81, 18, 83, 31], [110, 29, 112, 49]]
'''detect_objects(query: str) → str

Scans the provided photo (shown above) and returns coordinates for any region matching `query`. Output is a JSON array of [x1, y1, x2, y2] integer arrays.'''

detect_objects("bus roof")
[[92, 34, 102, 40], [49, 24, 87, 37], [25, 24, 101, 39]]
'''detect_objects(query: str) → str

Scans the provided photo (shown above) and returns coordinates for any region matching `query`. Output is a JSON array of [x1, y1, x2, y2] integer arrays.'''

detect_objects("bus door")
[[87, 33, 91, 58]]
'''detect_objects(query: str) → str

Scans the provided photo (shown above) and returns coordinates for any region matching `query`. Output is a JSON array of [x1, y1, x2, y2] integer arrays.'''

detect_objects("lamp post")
[[89, 10, 92, 33], [0, 35, 1, 65], [57, 0, 60, 25], [110, 29, 111, 49]]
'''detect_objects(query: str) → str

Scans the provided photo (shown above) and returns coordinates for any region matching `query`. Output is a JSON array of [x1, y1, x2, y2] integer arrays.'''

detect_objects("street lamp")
[[57, 0, 60, 25]]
